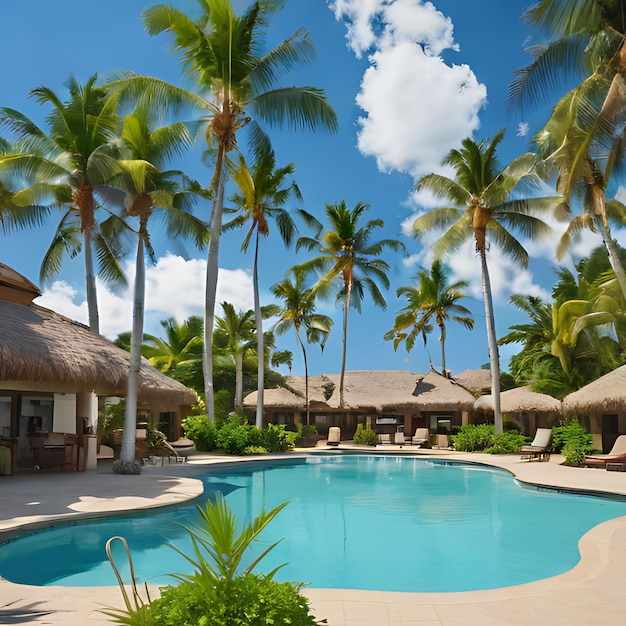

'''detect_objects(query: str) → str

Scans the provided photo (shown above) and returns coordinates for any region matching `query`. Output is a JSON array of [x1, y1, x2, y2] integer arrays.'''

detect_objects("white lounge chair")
[[378, 433, 391, 445], [411, 428, 430, 447], [393, 432, 406, 446], [520, 428, 552, 461], [327, 426, 341, 446]]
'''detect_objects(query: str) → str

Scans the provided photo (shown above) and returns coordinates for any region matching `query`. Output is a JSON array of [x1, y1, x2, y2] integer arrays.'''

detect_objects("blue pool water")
[[2, 455, 626, 592]]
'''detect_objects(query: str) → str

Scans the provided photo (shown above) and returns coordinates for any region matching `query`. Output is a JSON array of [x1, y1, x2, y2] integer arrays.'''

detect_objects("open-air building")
[[243, 369, 476, 440], [0, 263, 197, 474]]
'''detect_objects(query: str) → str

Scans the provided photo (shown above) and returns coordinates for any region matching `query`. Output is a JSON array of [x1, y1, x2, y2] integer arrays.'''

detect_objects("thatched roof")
[[452, 368, 492, 394], [474, 387, 561, 414], [562, 365, 626, 415], [245, 369, 475, 412], [0, 298, 197, 405]]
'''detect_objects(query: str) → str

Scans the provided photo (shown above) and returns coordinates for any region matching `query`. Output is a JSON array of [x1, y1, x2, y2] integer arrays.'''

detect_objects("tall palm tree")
[[110, 108, 208, 469], [0, 75, 125, 333], [225, 141, 300, 427], [128, 0, 338, 420], [271, 268, 333, 426], [384, 260, 474, 376], [412, 131, 554, 434], [296, 201, 404, 406], [214, 302, 257, 412]]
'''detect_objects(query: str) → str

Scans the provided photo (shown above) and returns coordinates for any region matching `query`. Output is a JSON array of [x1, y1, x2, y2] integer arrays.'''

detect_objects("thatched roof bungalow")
[[0, 264, 197, 472], [562, 365, 626, 452], [244, 369, 475, 439], [473, 387, 561, 435]]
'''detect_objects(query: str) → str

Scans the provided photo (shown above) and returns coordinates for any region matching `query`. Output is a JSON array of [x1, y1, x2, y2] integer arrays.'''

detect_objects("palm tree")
[[384, 260, 474, 376], [296, 201, 404, 406], [127, 0, 338, 420], [110, 108, 208, 469], [214, 302, 257, 412], [271, 268, 333, 426], [225, 141, 300, 427], [0, 75, 125, 333], [510, 0, 626, 128], [412, 131, 554, 434]]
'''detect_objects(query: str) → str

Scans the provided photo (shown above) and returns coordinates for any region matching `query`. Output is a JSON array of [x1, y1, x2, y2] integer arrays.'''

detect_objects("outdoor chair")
[[393, 432, 406, 446], [327, 426, 341, 446], [583, 435, 626, 469], [520, 428, 553, 461], [378, 433, 391, 445], [411, 428, 430, 447]]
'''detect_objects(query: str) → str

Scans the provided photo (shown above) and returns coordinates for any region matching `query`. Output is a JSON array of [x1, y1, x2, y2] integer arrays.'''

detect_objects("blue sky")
[[2, 1, 616, 379]]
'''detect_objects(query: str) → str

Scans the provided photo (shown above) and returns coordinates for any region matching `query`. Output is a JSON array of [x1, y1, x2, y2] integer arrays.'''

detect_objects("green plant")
[[216, 415, 254, 455], [243, 445, 268, 455], [449, 424, 495, 452], [553, 419, 593, 466], [352, 423, 379, 446], [258, 423, 296, 453], [103, 496, 321, 625], [181, 414, 217, 452], [485, 431, 527, 454]]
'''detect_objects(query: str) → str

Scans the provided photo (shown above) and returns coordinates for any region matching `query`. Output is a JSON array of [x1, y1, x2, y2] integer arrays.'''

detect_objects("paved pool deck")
[[2, 446, 626, 625]]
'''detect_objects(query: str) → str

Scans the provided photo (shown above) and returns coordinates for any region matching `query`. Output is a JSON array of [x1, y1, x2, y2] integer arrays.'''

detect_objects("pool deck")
[[2, 446, 626, 625]]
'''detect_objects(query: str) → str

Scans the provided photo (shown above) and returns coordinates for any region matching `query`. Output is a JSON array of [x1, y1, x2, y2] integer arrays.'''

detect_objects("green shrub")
[[216, 415, 253, 455], [242, 445, 268, 455], [152, 574, 317, 625], [259, 423, 296, 453], [485, 431, 527, 454], [352, 423, 379, 446], [181, 414, 217, 452], [449, 424, 495, 452], [553, 419, 593, 466]]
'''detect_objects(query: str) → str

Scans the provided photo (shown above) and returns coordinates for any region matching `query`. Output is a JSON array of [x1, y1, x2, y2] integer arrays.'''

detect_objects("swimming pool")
[[2, 455, 626, 592]]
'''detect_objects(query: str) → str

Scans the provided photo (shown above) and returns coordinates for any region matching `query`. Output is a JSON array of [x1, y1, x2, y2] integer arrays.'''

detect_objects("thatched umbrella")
[[562, 365, 626, 416], [0, 299, 197, 405]]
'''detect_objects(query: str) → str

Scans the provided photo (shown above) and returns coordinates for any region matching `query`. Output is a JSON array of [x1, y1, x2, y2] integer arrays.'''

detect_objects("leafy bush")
[[258, 423, 296, 453], [485, 431, 527, 454], [352, 423, 379, 446], [553, 419, 593, 466], [181, 414, 217, 452], [242, 445, 268, 455], [153, 574, 317, 625], [216, 415, 253, 455], [449, 424, 495, 452]]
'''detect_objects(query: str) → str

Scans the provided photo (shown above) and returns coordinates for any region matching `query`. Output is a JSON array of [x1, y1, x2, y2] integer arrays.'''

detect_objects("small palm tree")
[[384, 260, 474, 376], [296, 201, 404, 406], [226, 140, 300, 427], [271, 269, 333, 426], [214, 302, 257, 412], [413, 131, 554, 434], [0, 75, 125, 333]]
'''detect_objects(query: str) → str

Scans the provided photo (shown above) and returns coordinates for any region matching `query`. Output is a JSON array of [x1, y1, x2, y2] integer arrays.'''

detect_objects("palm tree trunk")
[[296, 329, 310, 426], [120, 234, 145, 465], [254, 232, 264, 429], [439, 322, 447, 377], [83, 226, 100, 334], [234, 351, 244, 411], [339, 282, 352, 408], [479, 247, 503, 435], [595, 203, 626, 299], [203, 144, 226, 422]]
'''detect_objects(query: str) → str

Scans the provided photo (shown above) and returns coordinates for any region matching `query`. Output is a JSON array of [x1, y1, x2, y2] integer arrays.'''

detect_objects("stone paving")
[[2, 447, 626, 624]]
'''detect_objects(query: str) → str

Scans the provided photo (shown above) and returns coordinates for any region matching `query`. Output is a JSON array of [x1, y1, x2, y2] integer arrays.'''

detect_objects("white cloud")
[[517, 122, 529, 137], [330, 0, 487, 179], [35, 254, 254, 341]]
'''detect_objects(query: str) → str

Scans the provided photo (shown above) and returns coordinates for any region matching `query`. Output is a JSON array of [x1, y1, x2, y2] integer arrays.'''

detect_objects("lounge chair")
[[411, 428, 430, 447], [583, 435, 626, 468], [327, 426, 341, 446], [393, 432, 406, 446], [520, 428, 552, 461], [378, 433, 391, 445]]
